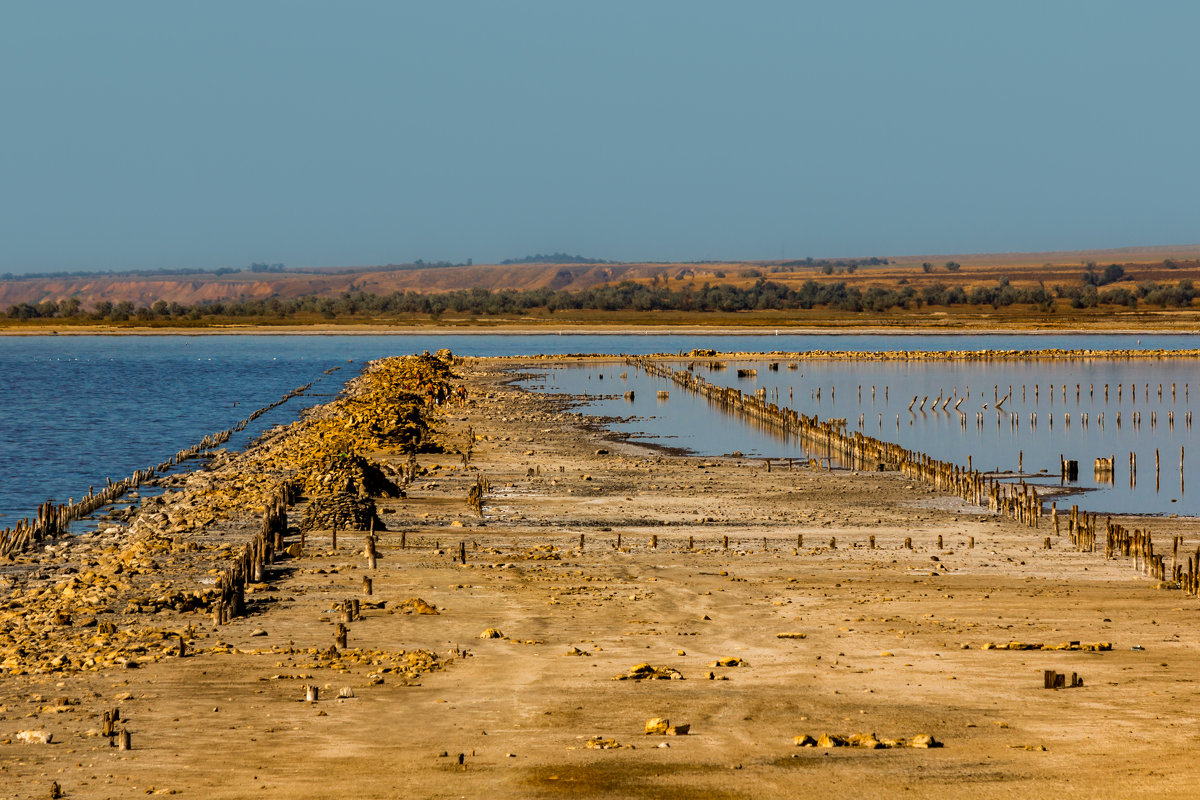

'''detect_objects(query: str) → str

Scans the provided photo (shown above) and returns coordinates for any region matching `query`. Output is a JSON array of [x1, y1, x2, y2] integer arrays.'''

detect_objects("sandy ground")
[[4, 357, 1200, 799]]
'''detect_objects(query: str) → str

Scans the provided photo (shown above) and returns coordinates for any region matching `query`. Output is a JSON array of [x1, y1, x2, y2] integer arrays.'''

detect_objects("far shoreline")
[[3, 322, 1200, 337]]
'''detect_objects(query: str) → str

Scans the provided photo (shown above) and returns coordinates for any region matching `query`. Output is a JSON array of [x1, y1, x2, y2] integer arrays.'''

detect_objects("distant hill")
[[2, 245, 1199, 309], [0, 261, 737, 308]]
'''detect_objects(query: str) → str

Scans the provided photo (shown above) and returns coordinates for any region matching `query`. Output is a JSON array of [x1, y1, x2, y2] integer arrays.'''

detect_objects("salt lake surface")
[[1, 332, 1197, 527], [526, 351, 1200, 517]]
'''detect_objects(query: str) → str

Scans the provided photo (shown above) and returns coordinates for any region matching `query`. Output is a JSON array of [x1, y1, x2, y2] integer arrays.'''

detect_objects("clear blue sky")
[[2, 1, 1197, 272]]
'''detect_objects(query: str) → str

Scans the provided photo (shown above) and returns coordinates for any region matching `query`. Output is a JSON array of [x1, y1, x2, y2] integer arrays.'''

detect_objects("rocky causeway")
[[2, 351, 1199, 799]]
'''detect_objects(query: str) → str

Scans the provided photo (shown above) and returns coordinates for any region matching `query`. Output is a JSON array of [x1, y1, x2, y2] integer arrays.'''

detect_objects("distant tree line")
[[500, 253, 610, 265], [5, 277, 1198, 322], [777, 256, 892, 268]]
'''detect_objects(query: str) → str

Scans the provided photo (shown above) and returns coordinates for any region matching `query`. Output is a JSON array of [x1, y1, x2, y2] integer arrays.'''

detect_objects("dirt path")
[[3, 357, 1200, 799]]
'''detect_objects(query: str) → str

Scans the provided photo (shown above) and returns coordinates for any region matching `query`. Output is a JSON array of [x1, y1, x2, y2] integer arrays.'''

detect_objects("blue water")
[[1, 332, 1197, 527], [527, 354, 1200, 516]]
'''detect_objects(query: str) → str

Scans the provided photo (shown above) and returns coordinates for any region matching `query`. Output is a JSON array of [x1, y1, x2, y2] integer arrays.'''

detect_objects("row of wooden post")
[[0, 380, 314, 557], [633, 357, 1200, 596], [212, 484, 294, 624], [632, 358, 1043, 532]]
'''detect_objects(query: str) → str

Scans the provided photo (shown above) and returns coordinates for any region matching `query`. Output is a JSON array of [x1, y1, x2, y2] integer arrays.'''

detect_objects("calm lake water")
[[526, 349, 1200, 517], [1, 332, 1197, 527]]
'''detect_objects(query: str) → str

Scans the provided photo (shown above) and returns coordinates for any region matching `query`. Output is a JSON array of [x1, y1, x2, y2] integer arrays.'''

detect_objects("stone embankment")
[[0, 352, 462, 677]]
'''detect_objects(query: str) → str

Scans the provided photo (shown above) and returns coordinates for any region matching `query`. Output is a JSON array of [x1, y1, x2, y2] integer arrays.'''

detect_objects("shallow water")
[[525, 351, 1200, 517], [1, 331, 1197, 527]]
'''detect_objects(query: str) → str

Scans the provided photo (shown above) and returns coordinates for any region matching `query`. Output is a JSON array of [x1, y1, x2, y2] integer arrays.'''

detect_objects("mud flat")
[[3, 353, 1200, 799]]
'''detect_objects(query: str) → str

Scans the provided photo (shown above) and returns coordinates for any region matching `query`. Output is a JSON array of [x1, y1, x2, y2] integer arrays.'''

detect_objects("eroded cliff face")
[[0, 262, 719, 308]]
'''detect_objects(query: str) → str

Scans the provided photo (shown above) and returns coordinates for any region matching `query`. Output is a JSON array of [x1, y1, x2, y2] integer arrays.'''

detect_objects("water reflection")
[[526, 355, 1200, 516]]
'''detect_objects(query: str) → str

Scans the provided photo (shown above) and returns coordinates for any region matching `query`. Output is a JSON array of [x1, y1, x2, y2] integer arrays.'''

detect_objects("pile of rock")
[[645, 717, 689, 735], [794, 732, 941, 749], [981, 641, 1111, 651], [614, 663, 684, 681], [301, 454, 401, 499], [299, 493, 382, 532]]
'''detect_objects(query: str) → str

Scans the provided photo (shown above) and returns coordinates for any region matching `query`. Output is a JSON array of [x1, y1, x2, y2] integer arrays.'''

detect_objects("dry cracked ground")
[[4, 356, 1200, 799]]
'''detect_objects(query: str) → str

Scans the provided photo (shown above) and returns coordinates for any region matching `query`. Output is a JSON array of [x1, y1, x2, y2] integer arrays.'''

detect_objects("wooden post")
[[331, 524, 337, 551], [905, 537, 912, 549], [306, 685, 319, 702], [336, 623, 348, 650], [869, 535, 875, 549], [723, 535, 729, 550], [118, 729, 131, 750], [651, 534, 658, 549], [579, 533, 585, 550], [459, 540, 466, 565], [937, 535, 943, 550], [363, 576, 373, 596]]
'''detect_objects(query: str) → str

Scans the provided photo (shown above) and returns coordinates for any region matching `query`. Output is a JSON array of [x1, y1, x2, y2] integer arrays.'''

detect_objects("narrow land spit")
[[2, 354, 1200, 799]]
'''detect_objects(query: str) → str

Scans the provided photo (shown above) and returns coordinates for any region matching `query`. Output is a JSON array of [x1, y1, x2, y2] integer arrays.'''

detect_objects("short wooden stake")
[[363, 576, 373, 596]]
